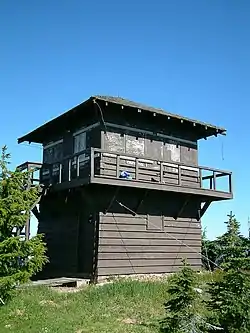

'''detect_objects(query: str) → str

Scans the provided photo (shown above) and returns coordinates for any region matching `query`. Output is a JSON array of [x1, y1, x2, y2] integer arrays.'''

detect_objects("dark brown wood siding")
[[95, 186, 202, 277], [37, 191, 79, 278], [98, 213, 201, 276], [102, 129, 198, 166], [37, 189, 96, 279], [99, 153, 200, 188]]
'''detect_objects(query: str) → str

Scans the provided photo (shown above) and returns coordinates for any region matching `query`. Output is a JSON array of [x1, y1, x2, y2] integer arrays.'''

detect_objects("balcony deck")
[[38, 148, 233, 200]]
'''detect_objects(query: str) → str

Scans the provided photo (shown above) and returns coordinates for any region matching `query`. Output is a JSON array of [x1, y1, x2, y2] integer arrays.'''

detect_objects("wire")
[[115, 200, 223, 271], [172, 218, 193, 270], [93, 99, 108, 134], [111, 213, 137, 274]]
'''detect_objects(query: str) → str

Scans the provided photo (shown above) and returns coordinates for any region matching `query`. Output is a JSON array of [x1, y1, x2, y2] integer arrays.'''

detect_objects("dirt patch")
[[39, 300, 59, 307], [121, 318, 140, 325]]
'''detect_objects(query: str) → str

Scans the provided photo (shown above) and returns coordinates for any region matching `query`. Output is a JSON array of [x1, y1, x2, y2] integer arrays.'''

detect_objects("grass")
[[0, 272, 215, 333], [0, 279, 169, 333]]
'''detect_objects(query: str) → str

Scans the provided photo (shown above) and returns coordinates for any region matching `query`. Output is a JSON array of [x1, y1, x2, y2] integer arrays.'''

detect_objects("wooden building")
[[18, 96, 233, 281]]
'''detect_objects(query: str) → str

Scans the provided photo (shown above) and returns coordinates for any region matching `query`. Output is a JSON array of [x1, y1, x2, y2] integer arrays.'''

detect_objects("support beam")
[[199, 200, 212, 219], [104, 187, 120, 214], [32, 206, 40, 220], [134, 190, 148, 215], [174, 195, 190, 220], [80, 188, 94, 209]]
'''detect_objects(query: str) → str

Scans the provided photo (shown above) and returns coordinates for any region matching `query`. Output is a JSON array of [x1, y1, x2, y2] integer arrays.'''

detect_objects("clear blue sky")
[[1, 1, 249, 239]]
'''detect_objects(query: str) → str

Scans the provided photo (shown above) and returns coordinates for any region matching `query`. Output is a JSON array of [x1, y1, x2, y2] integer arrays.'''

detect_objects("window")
[[43, 142, 63, 164], [163, 142, 180, 163], [74, 132, 86, 153], [73, 132, 87, 167], [125, 135, 144, 156], [146, 214, 164, 231], [104, 132, 125, 153]]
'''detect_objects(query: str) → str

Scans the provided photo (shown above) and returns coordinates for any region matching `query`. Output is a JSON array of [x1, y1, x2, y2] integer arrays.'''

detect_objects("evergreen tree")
[[206, 269, 250, 333], [216, 212, 250, 270], [160, 262, 217, 333], [202, 228, 219, 271], [0, 146, 47, 304]]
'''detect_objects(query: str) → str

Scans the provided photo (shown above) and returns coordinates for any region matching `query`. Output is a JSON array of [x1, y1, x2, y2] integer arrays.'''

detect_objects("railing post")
[[178, 165, 182, 185], [116, 155, 120, 178], [49, 164, 52, 184], [68, 159, 71, 182], [229, 174, 232, 193], [199, 168, 202, 188], [210, 177, 212, 189], [160, 162, 163, 183], [76, 155, 80, 177], [213, 171, 216, 190], [135, 158, 139, 180], [59, 163, 62, 183], [90, 148, 95, 180]]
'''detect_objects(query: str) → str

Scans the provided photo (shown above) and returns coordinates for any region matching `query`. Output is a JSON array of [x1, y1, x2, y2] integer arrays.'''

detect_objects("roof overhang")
[[18, 96, 226, 144]]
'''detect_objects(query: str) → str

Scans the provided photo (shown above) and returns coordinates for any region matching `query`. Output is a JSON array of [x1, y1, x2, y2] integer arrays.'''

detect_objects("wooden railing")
[[40, 148, 232, 194]]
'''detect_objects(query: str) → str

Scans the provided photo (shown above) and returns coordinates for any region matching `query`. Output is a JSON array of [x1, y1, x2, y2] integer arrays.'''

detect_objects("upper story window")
[[74, 131, 86, 153], [43, 140, 63, 164], [102, 128, 197, 167], [104, 132, 125, 153]]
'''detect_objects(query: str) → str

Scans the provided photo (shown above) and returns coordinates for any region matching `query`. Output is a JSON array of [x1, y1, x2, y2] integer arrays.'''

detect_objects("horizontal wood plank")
[[99, 231, 201, 240], [99, 238, 201, 246], [98, 258, 201, 268], [97, 264, 201, 276], [98, 252, 200, 260], [98, 245, 201, 253], [100, 223, 201, 234]]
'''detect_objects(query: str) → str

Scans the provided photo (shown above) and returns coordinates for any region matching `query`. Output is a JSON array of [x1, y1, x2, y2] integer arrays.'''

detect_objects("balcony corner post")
[[90, 147, 95, 181]]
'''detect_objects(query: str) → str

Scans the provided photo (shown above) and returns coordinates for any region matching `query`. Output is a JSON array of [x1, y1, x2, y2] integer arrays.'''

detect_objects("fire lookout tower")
[[18, 96, 233, 281]]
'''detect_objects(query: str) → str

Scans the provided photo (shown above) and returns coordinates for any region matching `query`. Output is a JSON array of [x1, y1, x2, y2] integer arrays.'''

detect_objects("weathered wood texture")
[[99, 153, 200, 188], [102, 130, 198, 166], [36, 189, 96, 279], [96, 187, 202, 277], [41, 125, 101, 185], [98, 213, 201, 276], [35, 185, 202, 280]]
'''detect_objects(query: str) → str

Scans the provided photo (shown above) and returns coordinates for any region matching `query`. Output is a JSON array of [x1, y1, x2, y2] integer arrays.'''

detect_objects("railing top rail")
[[17, 161, 43, 171], [40, 147, 232, 176], [91, 148, 232, 175]]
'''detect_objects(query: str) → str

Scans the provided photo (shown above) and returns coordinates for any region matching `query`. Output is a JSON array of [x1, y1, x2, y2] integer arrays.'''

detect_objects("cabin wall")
[[37, 189, 96, 279], [101, 129, 198, 166], [42, 123, 101, 164], [99, 129, 199, 188], [41, 123, 101, 183], [96, 187, 202, 277]]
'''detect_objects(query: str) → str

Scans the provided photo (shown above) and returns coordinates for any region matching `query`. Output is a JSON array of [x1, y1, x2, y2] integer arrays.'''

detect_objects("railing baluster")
[[116, 155, 120, 178], [199, 168, 203, 188], [178, 165, 182, 185], [68, 159, 71, 182], [76, 155, 80, 177], [229, 174, 232, 193], [213, 171, 216, 190], [59, 163, 62, 183], [135, 158, 139, 180], [49, 165, 52, 184], [90, 148, 95, 180], [160, 162, 163, 183], [210, 177, 213, 190]]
